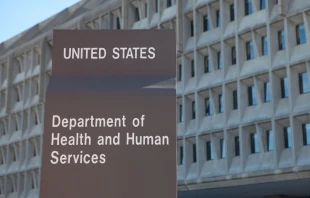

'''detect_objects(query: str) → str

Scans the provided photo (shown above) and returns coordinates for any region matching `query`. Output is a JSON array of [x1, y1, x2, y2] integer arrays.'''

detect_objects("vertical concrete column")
[[6, 55, 13, 114], [77, 17, 87, 30], [278, 0, 286, 17], [39, 38, 47, 104]]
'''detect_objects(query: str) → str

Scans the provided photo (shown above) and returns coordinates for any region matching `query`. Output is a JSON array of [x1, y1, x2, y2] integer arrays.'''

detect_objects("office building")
[[0, 0, 310, 197]]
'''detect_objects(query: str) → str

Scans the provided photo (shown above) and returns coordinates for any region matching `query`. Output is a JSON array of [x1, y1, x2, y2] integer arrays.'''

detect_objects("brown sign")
[[40, 30, 176, 198]]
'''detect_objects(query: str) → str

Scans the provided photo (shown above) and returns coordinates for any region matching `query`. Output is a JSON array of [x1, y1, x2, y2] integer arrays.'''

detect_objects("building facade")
[[0, 0, 310, 197]]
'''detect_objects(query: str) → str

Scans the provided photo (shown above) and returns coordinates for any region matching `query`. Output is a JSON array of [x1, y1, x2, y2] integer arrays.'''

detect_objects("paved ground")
[[178, 178, 310, 198]]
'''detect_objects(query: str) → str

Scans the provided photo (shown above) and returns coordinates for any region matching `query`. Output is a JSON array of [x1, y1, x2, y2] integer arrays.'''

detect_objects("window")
[[190, 20, 194, 37], [155, 0, 158, 13], [248, 86, 256, 106], [299, 72, 309, 94], [179, 104, 183, 122], [145, 3, 148, 17], [231, 46, 236, 65], [192, 101, 195, 119], [116, 17, 121, 29], [303, 123, 310, 146], [264, 82, 271, 102], [135, 7, 140, 22], [260, 0, 266, 10], [15, 87, 20, 102], [217, 51, 222, 69], [216, 10, 220, 27], [296, 23, 306, 45], [191, 60, 195, 77], [220, 139, 225, 158], [167, 0, 172, 8], [250, 133, 260, 153], [262, 35, 268, 55], [179, 146, 184, 165], [246, 41, 254, 60], [284, 127, 292, 148], [278, 30, 285, 50], [178, 64, 182, 81], [206, 141, 213, 160], [203, 15, 210, 32], [235, 136, 240, 156], [193, 143, 197, 163], [245, 0, 253, 15], [205, 98, 212, 116], [233, 90, 238, 110], [219, 94, 223, 113], [204, 56, 210, 73], [266, 130, 273, 151], [281, 77, 288, 98], [230, 4, 235, 21]]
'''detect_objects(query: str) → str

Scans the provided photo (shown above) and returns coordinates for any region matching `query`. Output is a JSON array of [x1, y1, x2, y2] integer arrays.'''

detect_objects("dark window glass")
[[193, 143, 197, 163], [206, 141, 213, 160], [233, 90, 238, 110], [260, 0, 266, 10], [190, 20, 194, 37], [303, 123, 310, 146], [296, 23, 306, 45], [179, 146, 184, 165], [299, 72, 309, 94], [204, 56, 210, 73], [230, 4, 235, 21], [278, 30, 285, 50], [167, 0, 172, 7], [232, 46, 236, 65], [205, 98, 212, 116], [155, 0, 158, 13], [145, 3, 148, 17], [218, 51, 222, 69], [267, 130, 273, 151], [219, 94, 223, 113], [281, 77, 288, 98], [235, 136, 240, 156], [116, 17, 121, 29], [246, 41, 254, 60], [250, 133, 260, 153], [245, 0, 253, 15], [262, 35, 268, 55], [191, 60, 195, 77], [135, 7, 140, 21], [284, 127, 292, 148], [179, 104, 183, 122], [203, 15, 210, 31], [220, 139, 225, 158], [178, 64, 182, 81], [248, 86, 256, 106], [264, 82, 271, 102], [216, 10, 220, 27], [192, 101, 196, 119]]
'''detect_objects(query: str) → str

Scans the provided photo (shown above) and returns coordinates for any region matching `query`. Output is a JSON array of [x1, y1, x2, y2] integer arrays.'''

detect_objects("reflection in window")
[[296, 23, 306, 45], [246, 41, 254, 60], [206, 141, 213, 160], [281, 77, 289, 98], [250, 133, 260, 153], [278, 30, 285, 50], [266, 130, 273, 151], [303, 123, 310, 146], [284, 127, 292, 148], [264, 82, 271, 102], [299, 72, 309, 94], [248, 86, 256, 106]]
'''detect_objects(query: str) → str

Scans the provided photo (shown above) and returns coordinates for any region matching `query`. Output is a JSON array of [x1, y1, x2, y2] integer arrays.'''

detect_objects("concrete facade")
[[0, 0, 310, 197]]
